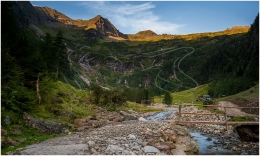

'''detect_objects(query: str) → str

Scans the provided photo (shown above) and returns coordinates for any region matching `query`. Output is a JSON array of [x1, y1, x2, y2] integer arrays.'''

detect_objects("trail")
[[70, 43, 199, 94], [217, 101, 258, 117], [153, 47, 198, 94]]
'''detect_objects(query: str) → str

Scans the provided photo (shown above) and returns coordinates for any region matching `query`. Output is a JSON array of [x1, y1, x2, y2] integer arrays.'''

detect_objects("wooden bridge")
[[176, 104, 259, 130]]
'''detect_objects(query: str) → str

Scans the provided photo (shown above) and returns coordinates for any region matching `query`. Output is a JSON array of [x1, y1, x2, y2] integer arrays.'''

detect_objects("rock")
[[18, 138, 26, 143], [171, 148, 186, 155], [11, 129, 22, 135], [107, 139, 117, 145], [232, 146, 237, 151], [144, 146, 160, 153], [128, 134, 136, 140], [23, 112, 66, 134], [120, 111, 129, 116], [240, 152, 248, 155], [154, 143, 170, 151], [1, 129, 7, 136], [8, 137, 20, 146], [59, 111, 75, 119], [206, 137, 212, 141], [90, 148, 97, 153], [171, 135, 177, 143], [212, 147, 218, 150], [4, 116, 11, 125], [207, 145, 213, 149], [122, 115, 138, 121], [132, 145, 140, 151], [213, 141, 222, 144], [106, 145, 123, 152], [138, 117, 147, 121], [74, 119, 87, 127], [87, 141, 95, 147]]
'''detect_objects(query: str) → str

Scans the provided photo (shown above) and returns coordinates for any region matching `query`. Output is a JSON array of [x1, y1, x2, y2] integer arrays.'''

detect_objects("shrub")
[[203, 100, 213, 105]]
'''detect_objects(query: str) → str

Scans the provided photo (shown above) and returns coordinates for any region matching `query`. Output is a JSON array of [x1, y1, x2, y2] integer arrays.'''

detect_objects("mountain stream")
[[145, 110, 240, 155]]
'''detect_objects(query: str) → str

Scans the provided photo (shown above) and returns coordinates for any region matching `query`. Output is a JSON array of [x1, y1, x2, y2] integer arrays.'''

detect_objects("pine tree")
[[41, 32, 55, 72], [53, 30, 69, 78], [163, 92, 172, 105]]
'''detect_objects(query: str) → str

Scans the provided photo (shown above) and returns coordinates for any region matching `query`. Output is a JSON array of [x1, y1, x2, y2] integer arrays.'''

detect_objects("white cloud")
[[79, 2, 184, 34]]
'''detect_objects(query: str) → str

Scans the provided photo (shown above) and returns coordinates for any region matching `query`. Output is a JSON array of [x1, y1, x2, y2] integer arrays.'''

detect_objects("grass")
[[154, 84, 209, 104], [31, 79, 96, 124], [216, 83, 259, 101], [123, 101, 163, 113], [228, 116, 255, 122]]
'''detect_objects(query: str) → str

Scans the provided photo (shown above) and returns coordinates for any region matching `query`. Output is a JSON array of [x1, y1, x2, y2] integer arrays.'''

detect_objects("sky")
[[30, 1, 259, 35]]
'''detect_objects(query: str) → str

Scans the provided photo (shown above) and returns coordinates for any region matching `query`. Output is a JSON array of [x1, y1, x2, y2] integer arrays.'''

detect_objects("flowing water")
[[189, 131, 240, 155], [146, 110, 240, 155], [145, 110, 173, 121]]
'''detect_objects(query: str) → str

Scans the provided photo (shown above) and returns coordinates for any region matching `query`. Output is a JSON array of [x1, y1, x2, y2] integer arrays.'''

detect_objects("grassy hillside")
[[216, 83, 259, 101], [126, 26, 250, 41], [154, 84, 209, 104]]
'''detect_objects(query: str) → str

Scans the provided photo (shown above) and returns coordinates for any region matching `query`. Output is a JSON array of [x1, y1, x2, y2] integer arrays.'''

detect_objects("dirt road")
[[217, 101, 258, 117]]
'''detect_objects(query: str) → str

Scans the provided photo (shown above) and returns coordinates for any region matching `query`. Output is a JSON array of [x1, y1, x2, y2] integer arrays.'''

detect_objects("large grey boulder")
[[23, 112, 66, 134]]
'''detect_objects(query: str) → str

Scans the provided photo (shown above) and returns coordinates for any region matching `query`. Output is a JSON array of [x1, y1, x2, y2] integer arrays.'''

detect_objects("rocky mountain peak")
[[19, 1, 126, 38]]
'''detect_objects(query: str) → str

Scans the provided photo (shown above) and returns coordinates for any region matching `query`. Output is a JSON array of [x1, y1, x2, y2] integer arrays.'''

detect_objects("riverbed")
[[145, 110, 241, 155]]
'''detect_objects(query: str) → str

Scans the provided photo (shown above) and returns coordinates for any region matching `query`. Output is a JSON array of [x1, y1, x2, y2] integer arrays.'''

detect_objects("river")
[[145, 110, 240, 155]]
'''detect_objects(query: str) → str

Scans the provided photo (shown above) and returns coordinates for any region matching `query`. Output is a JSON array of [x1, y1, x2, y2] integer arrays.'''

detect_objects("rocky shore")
[[179, 106, 259, 155], [7, 104, 259, 155], [14, 120, 198, 155]]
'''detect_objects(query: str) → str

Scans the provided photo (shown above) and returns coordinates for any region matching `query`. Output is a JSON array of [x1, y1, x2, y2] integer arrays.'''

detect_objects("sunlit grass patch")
[[124, 101, 163, 113]]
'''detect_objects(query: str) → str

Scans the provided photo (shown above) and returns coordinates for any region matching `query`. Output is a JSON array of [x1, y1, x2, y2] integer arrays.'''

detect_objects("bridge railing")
[[177, 104, 259, 131]]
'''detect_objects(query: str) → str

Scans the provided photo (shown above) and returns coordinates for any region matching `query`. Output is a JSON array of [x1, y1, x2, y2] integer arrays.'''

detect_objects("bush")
[[203, 100, 213, 105], [90, 84, 126, 111]]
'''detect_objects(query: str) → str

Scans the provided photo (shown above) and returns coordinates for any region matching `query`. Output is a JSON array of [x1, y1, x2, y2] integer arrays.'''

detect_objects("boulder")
[[122, 115, 138, 121], [171, 148, 186, 155], [144, 146, 160, 153], [128, 134, 136, 140], [23, 112, 66, 134], [4, 116, 11, 125], [138, 117, 147, 121]]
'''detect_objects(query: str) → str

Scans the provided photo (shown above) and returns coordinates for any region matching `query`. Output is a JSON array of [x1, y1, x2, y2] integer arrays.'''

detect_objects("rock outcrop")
[[23, 112, 66, 134]]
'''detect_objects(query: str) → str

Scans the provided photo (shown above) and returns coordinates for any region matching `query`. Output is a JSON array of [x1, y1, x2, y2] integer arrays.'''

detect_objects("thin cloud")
[[79, 2, 184, 34]]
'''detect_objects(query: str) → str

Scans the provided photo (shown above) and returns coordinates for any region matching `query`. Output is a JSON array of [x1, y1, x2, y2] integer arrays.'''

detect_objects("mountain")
[[14, 1, 127, 38], [2, 1, 258, 101], [135, 30, 158, 36]]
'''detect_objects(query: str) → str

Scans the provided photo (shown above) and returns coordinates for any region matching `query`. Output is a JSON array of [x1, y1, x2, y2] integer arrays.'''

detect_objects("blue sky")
[[30, 1, 259, 35]]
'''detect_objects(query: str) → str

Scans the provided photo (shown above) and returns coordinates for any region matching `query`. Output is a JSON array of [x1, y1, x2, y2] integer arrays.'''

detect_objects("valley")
[[1, 1, 259, 155]]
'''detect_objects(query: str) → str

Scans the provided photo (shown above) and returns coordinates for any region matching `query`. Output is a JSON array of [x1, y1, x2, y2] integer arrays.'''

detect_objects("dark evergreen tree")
[[163, 92, 172, 105], [53, 30, 69, 78]]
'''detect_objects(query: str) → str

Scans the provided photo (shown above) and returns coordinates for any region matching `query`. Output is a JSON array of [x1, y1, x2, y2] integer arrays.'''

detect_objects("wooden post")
[[224, 107, 228, 132], [36, 73, 41, 105], [178, 104, 181, 123]]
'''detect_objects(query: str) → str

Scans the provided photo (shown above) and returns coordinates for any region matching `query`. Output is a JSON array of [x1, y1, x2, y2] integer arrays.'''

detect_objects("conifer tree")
[[163, 92, 172, 105], [53, 30, 69, 78]]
